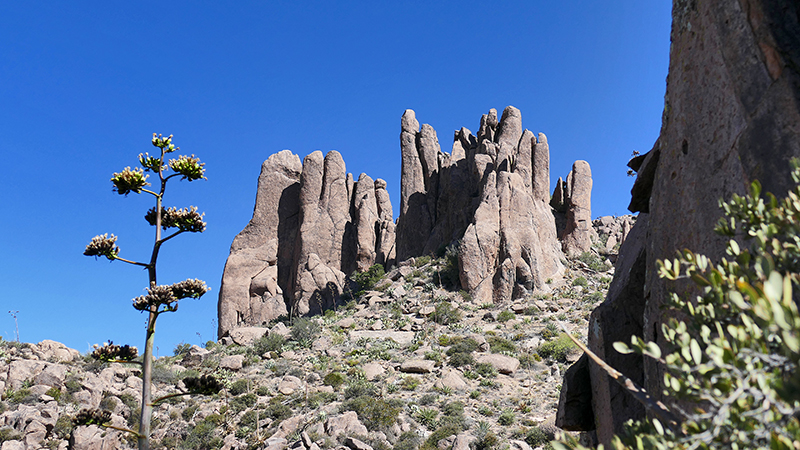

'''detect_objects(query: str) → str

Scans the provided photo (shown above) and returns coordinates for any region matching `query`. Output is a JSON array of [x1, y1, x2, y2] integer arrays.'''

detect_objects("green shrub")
[[180, 414, 224, 449], [415, 407, 439, 429], [536, 334, 576, 363], [400, 377, 420, 391], [498, 409, 515, 426], [577, 251, 607, 272], [414, 256, 432, 267], [0, 427, 22, 443], [422, 424, 461, 450], [496, 310, 516, 322], [571, 276, 588, 287], [540, 322, 558, 340], [173, 342, 192, 356], [435, 246, 461, 289], [264, 402, 292, 421], [341, 396, 400, 431], [351, 264, 386, 297], [430, 302, 462, 325], [475, 363, 498, 379], [394, 431, 422, 450], [525, 426, 553, 447], [473, 421, 500, 450], [582, 291, 604, 304], [229, 393, 257, 414], [228, 379, 250, 396], [290, 317, 320, 347], [446, 337, 479, 355], [447, 352, 475, 368], [323, 371, 346, 389], [487, 336, 516, 354], [344, 380, 378, 399], [45, 387, 62, 402], [252, 333, 285, 355]]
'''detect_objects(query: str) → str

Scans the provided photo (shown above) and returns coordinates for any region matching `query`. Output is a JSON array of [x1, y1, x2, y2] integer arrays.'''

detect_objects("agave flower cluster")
[[145, 206, 206, 232], [111, 167, 149, 196], [91, 340, 138, 362], [83, 234, 120, 260], [132, 279, 209, 312], [169, 154, 205, 181]]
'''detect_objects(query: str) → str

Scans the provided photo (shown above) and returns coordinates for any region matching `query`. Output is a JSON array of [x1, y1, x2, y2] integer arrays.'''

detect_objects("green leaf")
[[613, 341, 633, 355], [690, 339, 702, 365]]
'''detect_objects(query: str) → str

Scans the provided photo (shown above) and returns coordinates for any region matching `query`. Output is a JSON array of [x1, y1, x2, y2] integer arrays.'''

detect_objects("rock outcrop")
[[397, 106, 566, 304], [560, 161, 594, 257], [558, 0, 800, 444], [218, 151, 395, 338]]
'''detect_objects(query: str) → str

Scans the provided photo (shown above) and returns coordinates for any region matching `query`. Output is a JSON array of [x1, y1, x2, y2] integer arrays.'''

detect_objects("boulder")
[[475, 353, 520, 375], [228, 327, 268, 346]]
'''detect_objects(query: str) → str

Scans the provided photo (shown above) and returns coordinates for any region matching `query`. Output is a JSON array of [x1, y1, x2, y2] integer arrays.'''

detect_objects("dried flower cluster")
[[91, 340, 138, 362], [73, 408, 112, 427], [132, 279, 209, 311], [169, 154, 206, 181], [111, 167, 149, 196], [144, 206, 206, 233], [83, 234, 120, 260], [183, 375, 222, 395]]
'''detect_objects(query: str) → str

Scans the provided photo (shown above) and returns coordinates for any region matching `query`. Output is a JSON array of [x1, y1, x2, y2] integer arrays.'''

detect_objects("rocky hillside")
[[0, 218, 630, 450]]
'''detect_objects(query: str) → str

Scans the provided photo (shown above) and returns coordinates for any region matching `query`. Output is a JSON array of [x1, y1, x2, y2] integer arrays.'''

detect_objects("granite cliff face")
[[557, 0, 800, 443], [396, 106, 567, 304], [219, 106, 595, 338], [218, 151, 395, 338]]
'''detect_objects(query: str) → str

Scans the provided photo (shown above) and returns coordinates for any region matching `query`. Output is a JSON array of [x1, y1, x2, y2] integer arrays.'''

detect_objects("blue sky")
[[0, 2, 671, 354]]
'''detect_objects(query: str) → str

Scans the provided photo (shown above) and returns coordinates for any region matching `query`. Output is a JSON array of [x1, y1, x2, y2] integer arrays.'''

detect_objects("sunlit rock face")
[[558, 0, 800, 444], [218, 150, 394, 338], [396, 106, 567, 304]]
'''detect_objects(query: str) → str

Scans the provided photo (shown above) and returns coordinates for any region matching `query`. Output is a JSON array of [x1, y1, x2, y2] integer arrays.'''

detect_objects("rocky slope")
[[0, 218, 630, 450]]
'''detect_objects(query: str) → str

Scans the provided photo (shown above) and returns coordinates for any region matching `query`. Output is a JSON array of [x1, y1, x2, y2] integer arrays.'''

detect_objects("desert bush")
[[344, 380, 379, 399], [180, 413, 224, 449], [252, 333, 285, 355], [577, 251, 607, 272], [290, 317, 320, 347], [498, 409, 515, 426], [229, 393, 257, 414], [571, 276, 588, 287], [416, 407, 439, 429], [472, 421, 499, 450], [264, 402, 292, 421], [536, 334, 577, 363], [394, 431, 422, 450], [496, 310, 516, 322], [323, 371, 346, 389], [448, 351, 475, 368], [556, 161, 800, 449], [342, 396, 400, 431], [487, 336, 516, 354], [228, 379, 250, 396], [430, 302, 462, 325], [351, 263, 386, 298]]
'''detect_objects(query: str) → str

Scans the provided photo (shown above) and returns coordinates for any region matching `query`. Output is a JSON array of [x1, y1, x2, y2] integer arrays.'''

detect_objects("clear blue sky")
[[0, 2, 671, 355]]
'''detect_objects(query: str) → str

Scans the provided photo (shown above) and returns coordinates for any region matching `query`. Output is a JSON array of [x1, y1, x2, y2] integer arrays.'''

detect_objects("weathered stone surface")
[[550, 177, 567, 212], [35, 340, 79, 362], [219, 355, 244, 371], [397, 109, 431, 261], [345, 437, 373, 450], [218, 150, 302, 337], [353, 173, 379, 271], [561, 161, 593, 257], [459, 172, 501, 303], [399, 359, 436, 373], [570, 0, 800, 444], [325, 411, 368, 438], [229, 327, 268, 347], [349, 331, 415, 347], [556, 353, 594, 431], [475, 353, 520, 374]]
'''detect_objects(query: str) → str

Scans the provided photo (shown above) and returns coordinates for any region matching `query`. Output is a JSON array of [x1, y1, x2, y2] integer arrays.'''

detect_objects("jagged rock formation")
[[222, 105, 596, 335], [559, 161, 594, 257], [558, 0, 800, 444], [218, 151, 395, 338], [396, 106, 565, 304]]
